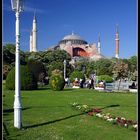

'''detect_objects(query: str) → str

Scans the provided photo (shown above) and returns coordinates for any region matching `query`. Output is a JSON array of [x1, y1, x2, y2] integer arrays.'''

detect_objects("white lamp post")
[[63, 60, 66, 80], [11, 0, 23, 129]]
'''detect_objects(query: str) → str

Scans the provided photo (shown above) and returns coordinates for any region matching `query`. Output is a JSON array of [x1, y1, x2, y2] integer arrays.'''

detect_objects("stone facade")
[[47, 32, 105, 61]]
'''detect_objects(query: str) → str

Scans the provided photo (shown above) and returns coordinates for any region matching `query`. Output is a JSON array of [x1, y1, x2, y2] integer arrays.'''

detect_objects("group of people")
[[65, 77, 106, 89], [65, 77, 85, 88], [72, 78, 84, 88], [72, 77, 96, 89]]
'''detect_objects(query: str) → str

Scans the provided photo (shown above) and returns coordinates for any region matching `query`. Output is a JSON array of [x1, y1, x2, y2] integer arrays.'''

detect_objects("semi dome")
[[59, 33, 88, 45]]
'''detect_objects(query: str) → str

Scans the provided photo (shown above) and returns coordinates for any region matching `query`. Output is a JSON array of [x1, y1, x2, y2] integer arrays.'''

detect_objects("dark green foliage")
[[3, 44, 26, 65], [26, 50, 71, 65], [94, 58, 114, 76], [42, 50, 71, 64], [48, 61, 63, 77], [3, 44, 15, 64], [6, 65, 37, 90], [27, 52, 43, 62], [98, 75, 113, 83], [27, 60, 46, 81], [128, 56, 137, 72], [49, 74, 65, 91], [66, 63, 74, 77], [48, 60, 74, 77], [70, 70, 85, 82], [85, 61, 95, 77]]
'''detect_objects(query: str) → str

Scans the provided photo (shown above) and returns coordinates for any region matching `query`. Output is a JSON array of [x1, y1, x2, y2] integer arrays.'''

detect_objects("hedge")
[[98, 75, 113, 83], [6, 65, 37, 90]]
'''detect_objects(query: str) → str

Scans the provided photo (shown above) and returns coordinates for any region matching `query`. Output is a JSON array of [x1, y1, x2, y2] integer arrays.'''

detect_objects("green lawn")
[[3, 86, 138, 140]]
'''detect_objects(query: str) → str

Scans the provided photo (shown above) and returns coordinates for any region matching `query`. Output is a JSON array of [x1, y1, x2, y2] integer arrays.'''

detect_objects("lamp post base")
[[14, 108, 22, 129]]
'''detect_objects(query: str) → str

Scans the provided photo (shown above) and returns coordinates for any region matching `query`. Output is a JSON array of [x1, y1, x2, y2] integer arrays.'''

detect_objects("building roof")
[[62, 33, 84, 41], [59, 33, 88, 45]]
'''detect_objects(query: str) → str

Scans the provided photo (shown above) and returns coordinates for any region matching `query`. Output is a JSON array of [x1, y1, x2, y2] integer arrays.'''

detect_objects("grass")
[[3, 86, 138, 140]]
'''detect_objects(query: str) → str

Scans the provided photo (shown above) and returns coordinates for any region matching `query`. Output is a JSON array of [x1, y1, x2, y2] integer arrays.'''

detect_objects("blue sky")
[[3, 0, 137, 58]]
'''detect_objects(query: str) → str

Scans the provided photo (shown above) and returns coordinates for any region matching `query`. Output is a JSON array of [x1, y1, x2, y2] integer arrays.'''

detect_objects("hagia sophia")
[[29, 14, 119, 61]]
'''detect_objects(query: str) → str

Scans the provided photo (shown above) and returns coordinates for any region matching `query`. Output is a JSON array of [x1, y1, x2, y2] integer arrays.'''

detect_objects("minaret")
[[29, 31, 33, 52], [115, 25, 119, 58], [32, 12, 37, 52], [97, 33, 101, 54]]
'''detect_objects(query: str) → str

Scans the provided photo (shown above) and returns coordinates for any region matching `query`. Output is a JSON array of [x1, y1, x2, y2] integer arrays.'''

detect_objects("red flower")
[[88, 112, 94, 116], [92, 108, 102, 113], [116, 119, 121, 123], [117, 117, 121, 120], [122, 119, 127, 124]]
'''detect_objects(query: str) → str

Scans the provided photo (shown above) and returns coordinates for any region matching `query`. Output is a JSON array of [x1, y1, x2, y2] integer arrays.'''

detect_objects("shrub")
[[48, 62, 63, 77], [49, 74, 65, 91], [69, 70, 85, 82], [6, 65, 37, 90], [27, 60, 46, 81], [51, 69, 63, 76], [98, 75, 113, 83]]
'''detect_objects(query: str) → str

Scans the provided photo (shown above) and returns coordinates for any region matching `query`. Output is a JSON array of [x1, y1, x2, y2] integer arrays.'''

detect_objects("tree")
[[24, 50, 71, 77], [93, 59, 114, 76], [27, 52, 43, 62], [3, 44, 15, 64], [3, 44, 26, 79], [48, 61, 64, 77], [3, 44, 26, 65], [128, 55, 137, 72], [39, 50, 71, 64], [113, 60, 128, 90], [27, 60, 46, 81], [85, 61, 95, 77], [66, 63, 74, 77]]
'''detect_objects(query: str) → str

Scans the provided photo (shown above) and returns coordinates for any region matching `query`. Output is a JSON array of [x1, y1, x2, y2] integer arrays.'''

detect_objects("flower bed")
[[71, 102, 137, 131]]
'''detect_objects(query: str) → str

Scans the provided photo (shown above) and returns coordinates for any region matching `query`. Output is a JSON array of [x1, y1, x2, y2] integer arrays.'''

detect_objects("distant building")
[[46, 32, 105, 61], [29, 14, 120, 61]]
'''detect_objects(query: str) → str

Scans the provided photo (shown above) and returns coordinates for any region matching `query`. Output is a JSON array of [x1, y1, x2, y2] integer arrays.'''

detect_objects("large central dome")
[[63, 33, 84, 40], [59, 33, 88, 45]]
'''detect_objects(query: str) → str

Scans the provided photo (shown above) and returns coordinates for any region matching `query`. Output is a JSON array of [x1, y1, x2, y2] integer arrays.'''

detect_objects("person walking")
[[91, 78, 94, 89], [88, 79, 91, 89], [103, 80, 106, 90], [80, 78, 84, 88], [89, 78, 94, 89]]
